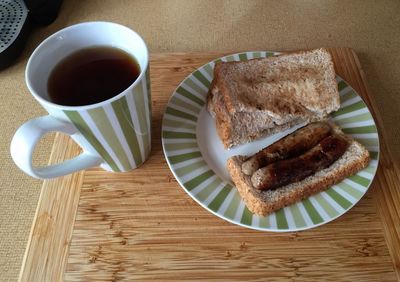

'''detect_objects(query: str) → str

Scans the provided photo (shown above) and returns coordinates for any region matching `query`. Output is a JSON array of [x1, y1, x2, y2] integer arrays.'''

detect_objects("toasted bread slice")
[[214, 48, 339, 120], [208, 48, 340, 148], [226, 127, 370, 216]]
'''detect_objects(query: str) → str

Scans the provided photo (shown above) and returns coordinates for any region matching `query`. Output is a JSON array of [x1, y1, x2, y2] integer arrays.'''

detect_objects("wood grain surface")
[[20, 49, 400, 281], [19, 134, 84, 281]]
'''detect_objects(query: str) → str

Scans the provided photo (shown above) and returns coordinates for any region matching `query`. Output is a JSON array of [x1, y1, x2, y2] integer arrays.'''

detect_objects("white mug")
[[11, 22, 152, 179]]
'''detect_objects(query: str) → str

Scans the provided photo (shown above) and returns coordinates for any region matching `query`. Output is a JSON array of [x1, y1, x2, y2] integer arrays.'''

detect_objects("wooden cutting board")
[[19, 49, 400, 281]]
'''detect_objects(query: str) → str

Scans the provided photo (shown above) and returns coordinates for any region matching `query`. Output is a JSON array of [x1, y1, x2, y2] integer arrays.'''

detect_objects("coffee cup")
[[11, 22, 151, 179]]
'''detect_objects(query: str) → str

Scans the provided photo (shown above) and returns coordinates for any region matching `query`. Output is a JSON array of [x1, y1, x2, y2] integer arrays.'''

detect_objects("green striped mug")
[[11, 22, 152, 179]]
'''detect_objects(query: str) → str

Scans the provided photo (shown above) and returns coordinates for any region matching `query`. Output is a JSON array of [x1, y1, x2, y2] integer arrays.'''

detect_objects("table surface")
[[2, 1, 400, 280], [19, 49, 400, 281]]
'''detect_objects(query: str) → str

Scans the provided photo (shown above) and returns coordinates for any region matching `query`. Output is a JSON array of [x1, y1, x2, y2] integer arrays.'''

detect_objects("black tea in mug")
[[48, 46, 141, 106]]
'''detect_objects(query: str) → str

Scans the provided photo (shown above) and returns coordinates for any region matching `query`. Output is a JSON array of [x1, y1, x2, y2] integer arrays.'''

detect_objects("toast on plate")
[[207, 48, 340, 148]]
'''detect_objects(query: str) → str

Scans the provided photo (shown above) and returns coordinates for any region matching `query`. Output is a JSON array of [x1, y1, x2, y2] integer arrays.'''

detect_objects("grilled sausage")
[[251, 133, 349, 190], [241, 122, 332, 175]]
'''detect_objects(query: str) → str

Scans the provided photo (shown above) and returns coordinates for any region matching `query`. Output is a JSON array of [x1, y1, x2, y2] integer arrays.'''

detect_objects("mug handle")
[[10, 115, 103, 179]]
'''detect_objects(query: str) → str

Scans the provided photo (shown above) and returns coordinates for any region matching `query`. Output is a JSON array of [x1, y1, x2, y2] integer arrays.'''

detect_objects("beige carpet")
[[1, 0, 399, 280]]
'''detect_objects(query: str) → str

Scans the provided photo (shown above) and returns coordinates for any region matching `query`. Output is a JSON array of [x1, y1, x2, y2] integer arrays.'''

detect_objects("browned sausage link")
[[242, 122, 332, 175], [251, 133, 349, 190]]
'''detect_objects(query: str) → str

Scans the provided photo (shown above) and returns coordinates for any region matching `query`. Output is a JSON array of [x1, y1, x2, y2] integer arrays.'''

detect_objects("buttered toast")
[[207, 48, 340, 148]]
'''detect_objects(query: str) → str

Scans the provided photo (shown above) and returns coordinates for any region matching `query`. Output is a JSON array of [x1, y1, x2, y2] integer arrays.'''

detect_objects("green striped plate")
[[161, 51, 379, 232]]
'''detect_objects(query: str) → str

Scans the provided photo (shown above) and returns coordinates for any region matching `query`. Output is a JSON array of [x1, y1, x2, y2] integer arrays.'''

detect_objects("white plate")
[[161, 51, 379, 232]]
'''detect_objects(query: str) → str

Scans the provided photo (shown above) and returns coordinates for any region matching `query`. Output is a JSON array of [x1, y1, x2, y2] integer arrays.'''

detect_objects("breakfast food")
[[227, 122, 370, 216], [206, 49, 370, 216], [207, 48, 340, 148], [241, 121, 332, 175]]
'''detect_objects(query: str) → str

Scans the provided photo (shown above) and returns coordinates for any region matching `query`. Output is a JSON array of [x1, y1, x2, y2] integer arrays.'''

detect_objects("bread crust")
[[227, 134, 370, 216]]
